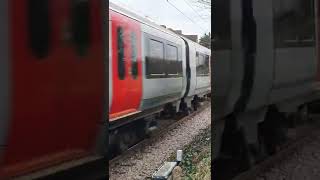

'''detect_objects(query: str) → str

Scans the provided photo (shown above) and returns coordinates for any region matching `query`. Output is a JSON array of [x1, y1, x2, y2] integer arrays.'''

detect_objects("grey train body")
[[213, 0, 319, 164]]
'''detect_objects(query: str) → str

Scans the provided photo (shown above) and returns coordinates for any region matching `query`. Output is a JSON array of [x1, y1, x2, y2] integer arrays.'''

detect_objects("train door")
[[109, 11, 143, 121], [268, 0, 317, 103], [1, 0, 104, 177], [240, 0, 275, 110], [213, 0, 243, 117]]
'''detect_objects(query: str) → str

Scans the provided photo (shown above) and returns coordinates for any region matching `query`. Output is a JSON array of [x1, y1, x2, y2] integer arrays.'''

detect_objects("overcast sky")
[[110, 0, 211, 37]]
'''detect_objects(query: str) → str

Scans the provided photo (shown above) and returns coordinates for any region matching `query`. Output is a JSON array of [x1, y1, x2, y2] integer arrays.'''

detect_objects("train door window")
[[117, 27, 125, 80], [196, 52, 200, 74], [196, 52, 209, 76], [131, 32, 138, 79], [166, 44, 180, 77], [273, 0, 315, 48], [28, 0, 51, 59], [197, 53, 204, 76], [213, 0, 231, 50], [71, 0, 90, 56], [205, 55, 210, 74], [145, 39, 165, 78]]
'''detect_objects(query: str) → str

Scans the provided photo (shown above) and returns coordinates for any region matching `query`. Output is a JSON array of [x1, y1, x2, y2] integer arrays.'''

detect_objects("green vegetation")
[[199, 33, 211, 49], [168, 127, 211, 180]]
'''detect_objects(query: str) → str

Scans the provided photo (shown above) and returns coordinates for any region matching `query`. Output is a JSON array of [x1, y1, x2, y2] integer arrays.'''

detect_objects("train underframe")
[[108, 93, 210, 159], [213, 93, 320, 178]]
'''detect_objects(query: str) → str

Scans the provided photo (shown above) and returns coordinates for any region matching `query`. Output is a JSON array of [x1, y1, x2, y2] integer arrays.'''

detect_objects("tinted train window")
[[150, 40, 164, 59], [145, 39, 165, 78], [273, 0, 315, 48], [117, 27, 125, 80], [196, 52, 209, 76], [166, 45, 178, 61], [205, 55, 210, 71], [166, 44, 182, 77], [71, 0, 90, 56], [29, 0, 50, 59], [131, 32, 138, 79], [213, 0, 231, 50]]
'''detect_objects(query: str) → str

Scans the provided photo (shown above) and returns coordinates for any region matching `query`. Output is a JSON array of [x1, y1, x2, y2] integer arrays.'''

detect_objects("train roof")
[[109, 2, 211, 52], [109, 2, 180, 38], [181, 36, 211, 53]]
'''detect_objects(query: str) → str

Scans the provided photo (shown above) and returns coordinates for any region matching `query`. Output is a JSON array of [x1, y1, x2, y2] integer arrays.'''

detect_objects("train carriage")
[[213, 0, 320, 176], [0, 1, 210, 178], [109, 2, 211, 155], [0, 0, 107, 179]]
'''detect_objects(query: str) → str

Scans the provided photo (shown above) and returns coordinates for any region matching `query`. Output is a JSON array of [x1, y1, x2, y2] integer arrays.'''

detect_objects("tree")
[[199, 32, 211, 49]]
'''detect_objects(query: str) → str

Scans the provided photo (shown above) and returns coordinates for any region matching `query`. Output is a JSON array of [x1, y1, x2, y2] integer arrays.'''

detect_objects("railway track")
[[109, 100, 210, 165], [232, 118, 320, 180]]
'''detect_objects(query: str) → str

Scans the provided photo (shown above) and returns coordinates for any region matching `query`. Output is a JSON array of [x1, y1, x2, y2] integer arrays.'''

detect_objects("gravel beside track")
[[257, 125, 320, 180], [233, 120, 320, 180], [109, 104, 211, 180]]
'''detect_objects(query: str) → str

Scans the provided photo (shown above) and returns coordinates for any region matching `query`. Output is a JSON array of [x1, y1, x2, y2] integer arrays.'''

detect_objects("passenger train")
[[213, 0, 320, 177], [109, 2, 211, 155], [0, 1, 210, 179]]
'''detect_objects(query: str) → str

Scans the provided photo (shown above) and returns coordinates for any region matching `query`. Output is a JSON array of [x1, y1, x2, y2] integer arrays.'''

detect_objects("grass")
[[167, 127, 211, 180]]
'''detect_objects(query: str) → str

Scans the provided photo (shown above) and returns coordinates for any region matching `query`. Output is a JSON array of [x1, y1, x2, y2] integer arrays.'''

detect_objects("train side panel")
[[109, 13, 113, 110], [268, 0, 317, 105], [0, 0, 9, 168], [317, 0, 320, 82], [187, 42, 197, 97], [186, 39, 211, 98], [109, 10, 143, 120], [140, 24, 185, 110], [1, 0, 104, 177], [194, 44, 211, 97]]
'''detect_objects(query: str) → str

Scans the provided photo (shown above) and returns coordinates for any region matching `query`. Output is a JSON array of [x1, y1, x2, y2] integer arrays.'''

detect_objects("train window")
[[166, 44, 182, 77], [150, 39, 164, 59], [131, 32, 138, 79], [145, 39, 165, 78], [196, 52, 200, 67], [205, 55, 210, 73], [166, 45, 178, 61], [117, 27, 125, 80], [71, 0, 90, 56], [213, 0, 231, 50], [196, 52, 209, 76], [28, 0, 51, 59], [273, 0, 315, 48]]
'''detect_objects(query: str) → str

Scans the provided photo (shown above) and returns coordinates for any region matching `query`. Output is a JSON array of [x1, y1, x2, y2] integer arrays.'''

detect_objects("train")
[[108, 2, 211, 155], [213, 0, 320, 176], [0, 1, 210, 179]]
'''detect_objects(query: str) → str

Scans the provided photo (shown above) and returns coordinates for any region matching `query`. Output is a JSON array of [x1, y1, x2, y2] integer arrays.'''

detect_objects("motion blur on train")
[[0, 1, 210, 179], [213, 0, 320, 175], [109, 2, 211, 156]]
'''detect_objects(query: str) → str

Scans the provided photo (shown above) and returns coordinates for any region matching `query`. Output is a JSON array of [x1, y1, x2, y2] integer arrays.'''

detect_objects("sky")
[[109, 0, 211, 37]]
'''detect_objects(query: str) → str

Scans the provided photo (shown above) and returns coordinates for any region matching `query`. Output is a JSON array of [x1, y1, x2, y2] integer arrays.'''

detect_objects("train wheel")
[[237, 127, 255, 171], [118, 131, 133, 153], [179, 99, 190, 116], [261, 106, 288, 155], [217, 116, 255, 176], [298, 105, 309, 124], [287, 113, 298, 128], [256, 129, 268, 162], [109, 130, 120, 159], [192, 96, 200, 111], [163, 103, 176, 118]]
